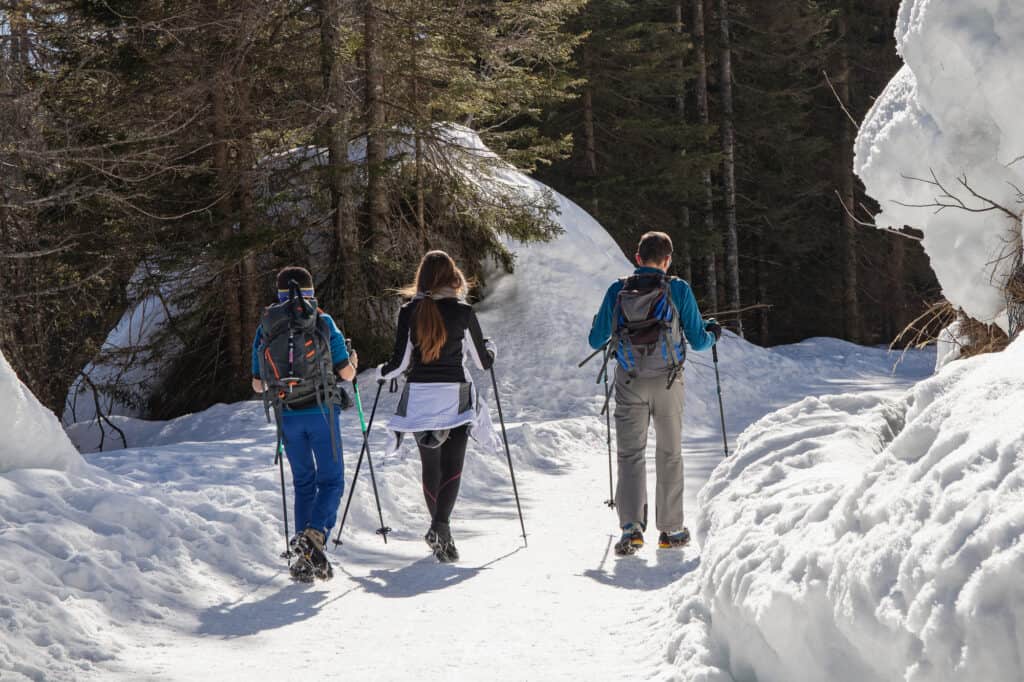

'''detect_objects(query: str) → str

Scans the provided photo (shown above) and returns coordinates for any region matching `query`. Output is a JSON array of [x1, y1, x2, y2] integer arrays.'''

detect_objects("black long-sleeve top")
[[379, 297, 494, 383]]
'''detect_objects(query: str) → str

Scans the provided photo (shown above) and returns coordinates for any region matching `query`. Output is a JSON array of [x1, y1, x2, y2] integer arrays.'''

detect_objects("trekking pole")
[[489, 365, 528, 546], [354, 376, 391, 543], [578, 341, 609, 369], [273, 419, 293, 564], [332, 380, 389, 547], [712, 344, 730, 457], [602, 348, 615, 509]]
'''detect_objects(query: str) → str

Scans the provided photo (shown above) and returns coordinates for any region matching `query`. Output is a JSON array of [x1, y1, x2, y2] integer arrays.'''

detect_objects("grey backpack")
[[612, 273, 685, 380]]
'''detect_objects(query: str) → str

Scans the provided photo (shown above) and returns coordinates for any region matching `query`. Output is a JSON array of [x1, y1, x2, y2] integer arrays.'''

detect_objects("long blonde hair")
[[399, 251, 467, 363]]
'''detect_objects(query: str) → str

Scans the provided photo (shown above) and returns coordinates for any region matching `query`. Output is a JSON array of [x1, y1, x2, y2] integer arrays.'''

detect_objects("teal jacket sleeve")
[[251, 324, 263, 378], [588, 282, 621, 350], [672, 280, 715, 352], [321, 314, 350, 369]]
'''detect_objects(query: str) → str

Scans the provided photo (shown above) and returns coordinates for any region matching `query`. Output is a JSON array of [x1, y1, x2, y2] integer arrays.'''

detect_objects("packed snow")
[[36, 123, 1024, 682], [855, 0, 1024, 331]]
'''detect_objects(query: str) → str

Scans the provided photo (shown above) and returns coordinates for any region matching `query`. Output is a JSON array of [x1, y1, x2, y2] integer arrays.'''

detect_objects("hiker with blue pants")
[[251, 266, 358, 580], [588, 231, 721, 556]]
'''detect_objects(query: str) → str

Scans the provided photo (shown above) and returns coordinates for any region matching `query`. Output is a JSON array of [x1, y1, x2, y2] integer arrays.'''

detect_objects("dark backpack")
[[258, 284, 337, 410], [612, 273, 685, 379]]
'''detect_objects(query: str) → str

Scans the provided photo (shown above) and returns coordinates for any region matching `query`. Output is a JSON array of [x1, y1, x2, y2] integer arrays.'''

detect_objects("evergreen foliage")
[[1, 0, 938, 420]]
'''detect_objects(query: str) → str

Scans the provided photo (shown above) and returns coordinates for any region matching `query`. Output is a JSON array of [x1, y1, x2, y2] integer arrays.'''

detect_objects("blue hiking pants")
[[280, 407, 344, 540]]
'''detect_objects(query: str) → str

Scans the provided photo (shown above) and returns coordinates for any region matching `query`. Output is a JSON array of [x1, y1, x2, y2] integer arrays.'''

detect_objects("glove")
[[338, 386, 354, 411], [375, 363, 386, 385], [705, 319, 723, 342], [485, 339, 497, 363]]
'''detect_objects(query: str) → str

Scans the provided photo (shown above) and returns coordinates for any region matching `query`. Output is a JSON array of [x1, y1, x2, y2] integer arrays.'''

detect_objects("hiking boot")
[[614, 523, 644, 556], [289, 557, 315, 583], [438, 537, 459, 563], [296, 528, 333, 581], [428, 524, 458, 563], [425, 528, 443, 553], [658, 528, 691, 549]]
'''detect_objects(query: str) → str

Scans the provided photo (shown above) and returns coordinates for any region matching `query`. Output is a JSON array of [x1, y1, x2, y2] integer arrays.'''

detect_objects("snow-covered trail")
[[35, 133, 935, 681], [82, 340, 931, 682], [103, 416, 696, 681]]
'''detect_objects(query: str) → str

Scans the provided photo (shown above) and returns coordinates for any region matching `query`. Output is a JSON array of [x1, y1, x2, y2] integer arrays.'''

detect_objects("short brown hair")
[[637, 232, 673, 264], [276, 266, 313, 291]]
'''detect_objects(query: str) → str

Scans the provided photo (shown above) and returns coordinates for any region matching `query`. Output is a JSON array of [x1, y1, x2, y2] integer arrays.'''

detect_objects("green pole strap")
[[353, 379, 368, 434]]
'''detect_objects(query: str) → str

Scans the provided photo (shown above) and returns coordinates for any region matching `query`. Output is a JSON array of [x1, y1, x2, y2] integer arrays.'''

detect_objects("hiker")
[[588, 232, 721, 556], [376, 250, 500, 563], [252, 266, 358, 582]]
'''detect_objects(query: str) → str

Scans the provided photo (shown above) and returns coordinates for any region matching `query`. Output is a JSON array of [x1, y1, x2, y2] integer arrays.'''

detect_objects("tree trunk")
[[236, 79, 259, 368], [212, 82, 243, 382], [694, 0, 718, 310], [364, 0, 389, 247], [837, 7, 862, 343], [412, 29, 426, 242], [718, 0, 743, 336], [675, 2, 692, 283], [319, 0, 367, 341], [756, 230, 769, 343], [582, 42, 599, 218], [888, 236, 906, 341]]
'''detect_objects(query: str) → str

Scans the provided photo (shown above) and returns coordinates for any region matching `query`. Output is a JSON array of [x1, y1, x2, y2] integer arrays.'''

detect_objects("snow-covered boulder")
[[0, 349, 81, 473], [855, 0, 1024, 332], [665, 336, 1024, 682]]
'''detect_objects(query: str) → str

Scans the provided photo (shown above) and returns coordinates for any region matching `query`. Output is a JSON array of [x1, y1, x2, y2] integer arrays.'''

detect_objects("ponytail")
[[415, 297, 447, 363], [399, 250, 468, 364]]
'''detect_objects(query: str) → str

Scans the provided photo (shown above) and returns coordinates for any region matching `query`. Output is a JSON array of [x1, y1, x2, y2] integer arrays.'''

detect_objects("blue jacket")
[[251, 311, 349, 416], [588, 267, 715, 352]]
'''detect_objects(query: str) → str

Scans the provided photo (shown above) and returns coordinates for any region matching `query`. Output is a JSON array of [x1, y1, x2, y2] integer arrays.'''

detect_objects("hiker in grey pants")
[[588, 231, 722, 556]]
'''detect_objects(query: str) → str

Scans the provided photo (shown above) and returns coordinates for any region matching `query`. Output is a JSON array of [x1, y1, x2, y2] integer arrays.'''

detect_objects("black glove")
[[337, 386, 354, 411], [705, 319, 723, 342]]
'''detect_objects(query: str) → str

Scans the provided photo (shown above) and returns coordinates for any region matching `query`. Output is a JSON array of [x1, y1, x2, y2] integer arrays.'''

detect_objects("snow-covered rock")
[[0, 350, 80, 473], [664, 337, 1024, 682], [855, 0, 1024, 332]]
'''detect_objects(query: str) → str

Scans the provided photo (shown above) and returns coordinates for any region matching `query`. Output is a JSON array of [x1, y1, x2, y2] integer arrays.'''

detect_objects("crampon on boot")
[[427, 524, 459, 563], [295, 528, 333, 581], [614, 523, 644, 556], [658, 528, 691, 549]]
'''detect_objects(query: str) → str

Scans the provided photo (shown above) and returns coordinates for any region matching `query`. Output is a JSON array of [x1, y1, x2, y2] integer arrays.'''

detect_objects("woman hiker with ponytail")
[[377, 251, 501, 563]]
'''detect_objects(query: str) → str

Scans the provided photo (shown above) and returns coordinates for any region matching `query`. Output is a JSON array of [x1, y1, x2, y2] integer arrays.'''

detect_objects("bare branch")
[[834, 189, 923, 241], [0, 241, 75, 259], [823, 70, 858, 129]]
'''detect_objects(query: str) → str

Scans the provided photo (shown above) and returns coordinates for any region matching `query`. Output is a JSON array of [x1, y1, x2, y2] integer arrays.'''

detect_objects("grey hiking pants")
[[613, 368, 685, 532]]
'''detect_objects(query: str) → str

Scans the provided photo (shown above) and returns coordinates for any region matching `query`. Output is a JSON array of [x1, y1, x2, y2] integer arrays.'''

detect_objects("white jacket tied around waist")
[[375, 295, 500, 455], [383, 381, 501, 455]]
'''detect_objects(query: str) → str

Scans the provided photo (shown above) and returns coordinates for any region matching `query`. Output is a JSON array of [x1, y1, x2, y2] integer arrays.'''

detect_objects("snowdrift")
[[664, 338, 1024, 682], [855, 0, 1024, 331], [18, 128, 936, 680], [0, 350, 80, 473]]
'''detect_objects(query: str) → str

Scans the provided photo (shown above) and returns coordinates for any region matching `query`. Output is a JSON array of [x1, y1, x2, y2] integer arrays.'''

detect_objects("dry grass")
[[891, 299, 1010, 362], [958, 315, 1010, 358]]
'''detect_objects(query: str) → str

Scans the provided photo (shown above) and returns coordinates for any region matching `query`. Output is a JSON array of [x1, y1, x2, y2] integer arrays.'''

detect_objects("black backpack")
[[612, 273, 685, 380], [258, 282, 337, 410]]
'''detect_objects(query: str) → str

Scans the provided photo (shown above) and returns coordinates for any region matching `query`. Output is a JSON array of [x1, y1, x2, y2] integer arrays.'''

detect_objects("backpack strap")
[[611, 277, 640, 378]]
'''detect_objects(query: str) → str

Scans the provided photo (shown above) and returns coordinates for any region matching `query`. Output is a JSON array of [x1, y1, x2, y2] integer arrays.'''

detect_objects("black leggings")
[[418, 425, 469, 529]]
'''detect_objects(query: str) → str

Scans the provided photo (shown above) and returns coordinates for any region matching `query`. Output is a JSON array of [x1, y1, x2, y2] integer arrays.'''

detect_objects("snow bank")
[[0, 418, 291, 680], [855, 0, 1024, 331], [664, 338, 1024, 682], [0, 350, 80, 473], [63, 264, 183, 424]]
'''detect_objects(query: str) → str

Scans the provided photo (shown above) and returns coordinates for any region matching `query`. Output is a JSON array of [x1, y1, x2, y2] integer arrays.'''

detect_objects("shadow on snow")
[[581, 534, 700, 591]]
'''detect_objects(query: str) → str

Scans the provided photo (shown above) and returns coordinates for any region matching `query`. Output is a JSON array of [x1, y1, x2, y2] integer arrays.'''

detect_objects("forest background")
[[0, 0, 939, 421]]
